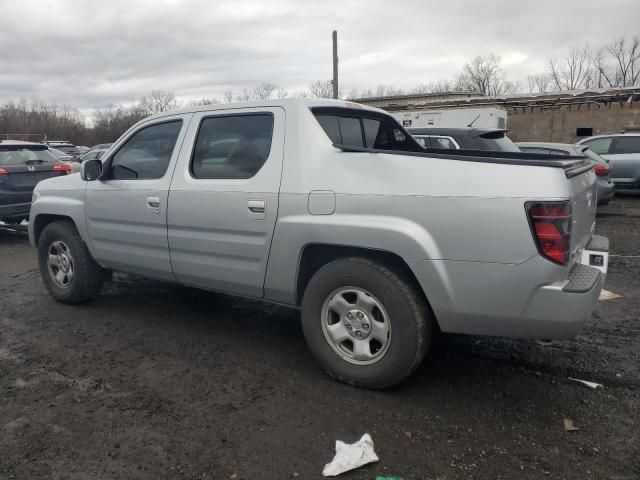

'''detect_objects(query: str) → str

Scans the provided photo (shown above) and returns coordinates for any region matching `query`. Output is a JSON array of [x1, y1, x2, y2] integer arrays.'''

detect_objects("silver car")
[[577, 133, 640, 190], [28, 99, 608, 389]]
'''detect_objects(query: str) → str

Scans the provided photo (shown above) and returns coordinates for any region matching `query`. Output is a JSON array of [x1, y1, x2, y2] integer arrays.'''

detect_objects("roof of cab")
[[142, 97, 385, 122]]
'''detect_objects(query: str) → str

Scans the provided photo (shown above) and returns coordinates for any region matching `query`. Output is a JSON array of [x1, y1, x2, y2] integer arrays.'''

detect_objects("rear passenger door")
[[85, 115, 191, 280], [167, 107, 285, 298]]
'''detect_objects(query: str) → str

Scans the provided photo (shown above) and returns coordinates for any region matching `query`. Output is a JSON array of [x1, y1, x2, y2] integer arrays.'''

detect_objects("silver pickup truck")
[[29, 99, 609, 389]]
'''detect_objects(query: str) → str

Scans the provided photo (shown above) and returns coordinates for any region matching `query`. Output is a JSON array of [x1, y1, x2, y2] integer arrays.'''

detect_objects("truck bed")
[[333, 144, 594, 178]]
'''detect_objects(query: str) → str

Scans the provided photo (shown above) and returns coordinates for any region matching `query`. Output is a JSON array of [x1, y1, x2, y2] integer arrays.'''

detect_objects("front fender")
[[29, 190, 89, 248]]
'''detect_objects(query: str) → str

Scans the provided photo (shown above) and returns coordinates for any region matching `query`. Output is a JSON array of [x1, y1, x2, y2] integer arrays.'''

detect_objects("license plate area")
[[580, 249, 608, 274]]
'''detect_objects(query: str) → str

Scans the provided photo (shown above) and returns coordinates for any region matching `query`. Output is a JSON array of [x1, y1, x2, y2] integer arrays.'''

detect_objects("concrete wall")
[[506, 100, 640, 143]]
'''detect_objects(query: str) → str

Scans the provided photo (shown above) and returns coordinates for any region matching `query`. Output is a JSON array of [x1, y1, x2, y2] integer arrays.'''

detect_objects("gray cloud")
[[0, 0, 638, 110]]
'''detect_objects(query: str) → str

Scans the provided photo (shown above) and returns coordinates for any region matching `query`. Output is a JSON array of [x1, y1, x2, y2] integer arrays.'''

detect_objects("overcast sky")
[[1, 0, 638, 111]]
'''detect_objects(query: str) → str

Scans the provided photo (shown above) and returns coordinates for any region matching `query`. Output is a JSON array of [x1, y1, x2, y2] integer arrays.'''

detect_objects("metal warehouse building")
[[353, 86, 640, 143]]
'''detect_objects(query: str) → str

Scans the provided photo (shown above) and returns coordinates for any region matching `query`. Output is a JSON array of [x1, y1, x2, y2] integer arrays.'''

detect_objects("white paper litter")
[[569, 377, 603, 389], [599, 289, 623, 301], [322, 433, 379, 477]]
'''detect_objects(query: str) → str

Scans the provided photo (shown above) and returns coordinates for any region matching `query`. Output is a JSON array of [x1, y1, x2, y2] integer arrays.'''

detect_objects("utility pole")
[[332, 30, 339, 99]]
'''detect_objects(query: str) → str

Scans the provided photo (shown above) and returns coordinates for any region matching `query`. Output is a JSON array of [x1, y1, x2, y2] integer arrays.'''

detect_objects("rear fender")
[[264, 214, 447, 304]]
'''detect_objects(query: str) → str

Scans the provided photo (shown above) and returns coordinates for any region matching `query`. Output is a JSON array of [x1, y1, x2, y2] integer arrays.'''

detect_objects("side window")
[[313, 108, 423, 152], [611, 136, 640, 154], [363, 118, 393, 149], [315, 115, 341, 144], [338, 117, 364, 147], [432, 136, 457, 149], [191, 114, 273, 179], [413, 136, 429, 148], [583, 137, 612, 155], [110, 120, 182, 180]]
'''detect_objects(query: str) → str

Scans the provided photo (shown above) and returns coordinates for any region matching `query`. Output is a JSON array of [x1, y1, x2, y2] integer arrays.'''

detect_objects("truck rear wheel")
[[37, 221, 106, 304], [301, 257, 431, 389]]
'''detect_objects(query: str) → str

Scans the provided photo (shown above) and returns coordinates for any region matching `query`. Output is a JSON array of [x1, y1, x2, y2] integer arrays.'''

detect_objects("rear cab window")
[[312, 107, 422, 152]]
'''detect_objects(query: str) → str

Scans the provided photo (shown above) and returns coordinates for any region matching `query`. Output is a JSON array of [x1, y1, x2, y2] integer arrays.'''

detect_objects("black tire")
[[37, 220, 107, 304], [301, 257, 432, 389]]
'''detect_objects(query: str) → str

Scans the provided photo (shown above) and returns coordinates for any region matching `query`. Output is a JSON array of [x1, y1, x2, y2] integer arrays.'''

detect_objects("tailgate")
[[567, 167, 597, 260]]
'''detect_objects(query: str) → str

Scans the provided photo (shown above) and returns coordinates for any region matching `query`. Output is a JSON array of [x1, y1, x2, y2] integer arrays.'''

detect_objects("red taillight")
[[0, 167, 7, 175], [53, 163, 71, 175], [593, 163, 610, 176], [527, 201, 572, 265]]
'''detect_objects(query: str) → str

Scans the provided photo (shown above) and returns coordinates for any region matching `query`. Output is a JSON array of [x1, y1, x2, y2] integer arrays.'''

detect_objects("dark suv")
[[407, 127, 521, 152], [0, 141, 70, 224]]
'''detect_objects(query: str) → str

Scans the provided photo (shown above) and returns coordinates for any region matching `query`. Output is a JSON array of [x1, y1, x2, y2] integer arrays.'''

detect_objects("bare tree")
[[455, 54, 514, 95], [548, 44, 594, 91], [254, 82, 278, 100], [290, 89, 309, 98], [188, 97, 220, 106], [410, 80, 457, 94], [93, 103, 146, 143], [139, 90, 179, 115], [308, 80, 334, 98], [275, 87, 289, 99], [593, 34, 640, 87], [235, 88, 253, 102], [526, 74, 552, 93], [224, 90, 234, 103]]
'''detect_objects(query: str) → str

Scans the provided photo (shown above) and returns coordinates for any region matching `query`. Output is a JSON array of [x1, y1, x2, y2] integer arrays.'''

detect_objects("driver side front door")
[[85, 114, 191, 281]]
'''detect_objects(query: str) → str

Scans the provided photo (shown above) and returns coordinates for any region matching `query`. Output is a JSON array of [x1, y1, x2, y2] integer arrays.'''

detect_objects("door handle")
[[146, 196, 161, 208], [247, 199, 265, 214]]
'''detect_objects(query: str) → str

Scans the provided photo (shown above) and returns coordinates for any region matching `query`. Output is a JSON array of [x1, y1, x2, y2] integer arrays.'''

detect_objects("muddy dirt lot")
[[1, 196, 639, 480]]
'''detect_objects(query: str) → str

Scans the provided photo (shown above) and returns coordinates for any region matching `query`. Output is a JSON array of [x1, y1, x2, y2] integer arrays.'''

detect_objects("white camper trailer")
[[391, 107, 508, 130]]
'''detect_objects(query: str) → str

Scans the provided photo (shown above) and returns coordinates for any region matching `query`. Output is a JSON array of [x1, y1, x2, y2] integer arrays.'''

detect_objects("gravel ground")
[[1, 195, 639, 480]]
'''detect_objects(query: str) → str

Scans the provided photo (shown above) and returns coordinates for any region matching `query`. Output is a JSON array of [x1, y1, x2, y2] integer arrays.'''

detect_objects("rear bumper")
[[407, 235, 609, 340], [611, 178, 640, 190], [596, 181, 615, 205], [0, 202, 31, 221], [520, 263, 604, 339]]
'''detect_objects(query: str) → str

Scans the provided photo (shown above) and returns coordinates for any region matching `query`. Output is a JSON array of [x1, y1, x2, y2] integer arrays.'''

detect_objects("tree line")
[[1, 33, 637, 146]]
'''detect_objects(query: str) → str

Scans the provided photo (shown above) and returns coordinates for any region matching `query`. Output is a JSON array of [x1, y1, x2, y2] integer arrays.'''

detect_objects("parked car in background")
[[407, 127, 521, 152], [77, 146, 90, 154], [49, 147, 75, 163], [577, 133, 640, 190], [518, 142, 614, 206], [29, 99, 607, 389], [87, 143, 113, 154], [0, 141, 70, 224], [80, 149, 108, 162], [45, 141, 81, 161]]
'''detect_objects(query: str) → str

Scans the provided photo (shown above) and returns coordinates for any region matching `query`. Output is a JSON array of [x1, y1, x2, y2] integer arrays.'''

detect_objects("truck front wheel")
[[37, 221, 107, 304], [301, 257, 432, 389]]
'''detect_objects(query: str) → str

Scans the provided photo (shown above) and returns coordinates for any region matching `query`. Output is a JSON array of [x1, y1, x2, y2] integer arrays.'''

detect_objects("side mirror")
[[81, 159, 103, 181]]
